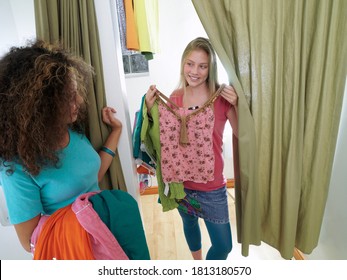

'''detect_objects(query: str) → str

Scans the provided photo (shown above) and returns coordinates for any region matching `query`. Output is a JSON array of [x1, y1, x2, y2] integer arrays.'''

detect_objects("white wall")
[[0, 0, 36, 260], [304, 80, 347, 260], [0, 0, 36, 55]]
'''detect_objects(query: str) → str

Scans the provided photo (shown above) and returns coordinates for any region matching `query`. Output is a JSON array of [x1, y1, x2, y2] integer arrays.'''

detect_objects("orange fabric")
[[137, 165, 155, 175], [33, 205, 94, 260], [124, 0, 140, 50]]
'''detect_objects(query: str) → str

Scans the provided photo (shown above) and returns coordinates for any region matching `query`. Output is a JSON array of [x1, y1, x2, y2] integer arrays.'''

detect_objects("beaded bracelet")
[[100, 146, 116, 157]]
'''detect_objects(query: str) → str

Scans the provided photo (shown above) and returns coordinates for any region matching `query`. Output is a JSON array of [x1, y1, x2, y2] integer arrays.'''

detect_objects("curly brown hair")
[[0, 40, 94, 176]]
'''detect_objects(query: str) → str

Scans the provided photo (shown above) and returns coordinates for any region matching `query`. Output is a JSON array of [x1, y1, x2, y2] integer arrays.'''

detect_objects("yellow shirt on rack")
[[134, 0, 159, 54]]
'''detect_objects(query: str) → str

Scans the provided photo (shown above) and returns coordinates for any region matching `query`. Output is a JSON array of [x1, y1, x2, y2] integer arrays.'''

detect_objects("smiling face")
[[183, 49, 210, 89], [179, 38, 219, 95]]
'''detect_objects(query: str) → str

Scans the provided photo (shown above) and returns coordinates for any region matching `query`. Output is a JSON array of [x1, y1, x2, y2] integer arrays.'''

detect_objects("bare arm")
[[221, 85, 238, 138], [14, 214, 41, 252], [227, 106, 238, 138], [98, 107, 122, 182]]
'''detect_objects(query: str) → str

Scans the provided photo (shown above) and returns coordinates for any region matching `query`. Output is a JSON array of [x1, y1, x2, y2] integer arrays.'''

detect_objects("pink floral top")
[[158, 102, 215, 183], [166, 88, 233, 191]]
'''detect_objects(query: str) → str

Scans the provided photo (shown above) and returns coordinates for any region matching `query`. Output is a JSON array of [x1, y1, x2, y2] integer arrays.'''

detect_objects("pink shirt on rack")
[[170, 89, 232, 191]]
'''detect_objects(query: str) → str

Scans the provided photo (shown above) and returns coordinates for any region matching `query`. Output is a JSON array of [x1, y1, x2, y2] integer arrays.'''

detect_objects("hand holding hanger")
[[145, 85, 158, 111], [220, 84, 238, 106]]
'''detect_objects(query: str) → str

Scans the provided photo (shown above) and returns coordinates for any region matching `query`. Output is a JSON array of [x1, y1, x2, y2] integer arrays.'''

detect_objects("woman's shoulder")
[[214, 95, 232, 117], [68, 129, 92, 148], [69, 129, 89, 140], [169, 88, 184, 106], [170, 88, 184, 98], [69, 129, 84, 138], [215, 94, 232, 108]]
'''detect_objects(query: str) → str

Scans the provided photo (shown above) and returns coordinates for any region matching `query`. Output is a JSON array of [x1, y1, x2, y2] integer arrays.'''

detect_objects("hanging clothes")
[[133, 0, 159, 59], [156, 85, 225, 184], [140, 99, 186, 212], [116, 0, 138, 55], [132, 94, 157, 170], [124, 0, 140, 51]]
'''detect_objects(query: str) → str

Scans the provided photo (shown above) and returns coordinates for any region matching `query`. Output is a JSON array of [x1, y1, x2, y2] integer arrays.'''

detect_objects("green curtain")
[[34, 0, 126, 191], [192, 0, 347, 259]]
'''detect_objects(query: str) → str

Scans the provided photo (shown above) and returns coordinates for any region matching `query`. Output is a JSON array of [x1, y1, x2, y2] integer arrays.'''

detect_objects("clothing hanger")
[[155, 84, 226, 146]]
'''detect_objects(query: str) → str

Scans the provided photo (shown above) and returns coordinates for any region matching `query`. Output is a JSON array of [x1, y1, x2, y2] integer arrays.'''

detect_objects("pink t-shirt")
[[169, 89, 232, 191]]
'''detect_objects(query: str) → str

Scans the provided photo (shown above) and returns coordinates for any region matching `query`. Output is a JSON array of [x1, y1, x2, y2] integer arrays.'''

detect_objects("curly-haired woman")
[[0, 40, 125, 258]]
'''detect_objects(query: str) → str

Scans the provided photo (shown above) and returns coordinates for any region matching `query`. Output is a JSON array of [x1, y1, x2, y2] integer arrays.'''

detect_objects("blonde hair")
[[178, 37, 219, 95]]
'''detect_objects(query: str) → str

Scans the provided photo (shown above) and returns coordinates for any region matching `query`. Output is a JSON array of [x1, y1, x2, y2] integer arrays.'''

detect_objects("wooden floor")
[[139, 189, 284, 260], [140, 194, 193, 260]]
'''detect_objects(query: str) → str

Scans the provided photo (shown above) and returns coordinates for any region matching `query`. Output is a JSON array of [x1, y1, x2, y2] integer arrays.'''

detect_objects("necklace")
[[188, 105, 199, 110]]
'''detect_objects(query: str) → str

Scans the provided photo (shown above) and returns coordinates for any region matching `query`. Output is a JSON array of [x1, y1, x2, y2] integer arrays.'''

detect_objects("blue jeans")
[[177, 186, 230, 223]]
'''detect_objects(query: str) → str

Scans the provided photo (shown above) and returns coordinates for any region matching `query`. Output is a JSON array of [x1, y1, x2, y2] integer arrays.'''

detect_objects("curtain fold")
[[34, 0, 126, 191], [192, 1, 262, 257], [192, 0, 347, 259]]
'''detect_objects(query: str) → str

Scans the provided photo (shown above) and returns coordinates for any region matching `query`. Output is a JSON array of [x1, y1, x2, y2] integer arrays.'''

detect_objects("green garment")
[[141, 101, 186, 211], [89, 190, 150, 260]]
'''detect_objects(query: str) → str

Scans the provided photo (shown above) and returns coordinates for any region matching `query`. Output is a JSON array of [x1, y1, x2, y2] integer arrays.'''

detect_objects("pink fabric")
[[71, 191, 129, 260], [30, 215, 49, 256], [30, 191, 129, 260], [158, 102, 215, 183], [169, 90, 232, 191]]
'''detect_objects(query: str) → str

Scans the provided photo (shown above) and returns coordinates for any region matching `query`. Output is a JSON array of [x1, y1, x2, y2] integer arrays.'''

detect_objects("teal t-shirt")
[[0, 130, 100, 224]]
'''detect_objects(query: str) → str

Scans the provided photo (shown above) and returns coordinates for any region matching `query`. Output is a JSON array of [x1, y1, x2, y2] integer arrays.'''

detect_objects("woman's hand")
[[101, 107, 122, 131], [220, 85, 238, 106], [98, 107, 122, 182], [145, 85, 158, 111]]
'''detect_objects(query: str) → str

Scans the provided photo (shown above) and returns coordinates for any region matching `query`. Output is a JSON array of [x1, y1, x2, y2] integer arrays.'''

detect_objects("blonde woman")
[[145, 37, 238, 260]]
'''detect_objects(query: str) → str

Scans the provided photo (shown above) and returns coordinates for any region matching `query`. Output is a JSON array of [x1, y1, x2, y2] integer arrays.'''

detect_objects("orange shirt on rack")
[[124, 0, 140, 50]]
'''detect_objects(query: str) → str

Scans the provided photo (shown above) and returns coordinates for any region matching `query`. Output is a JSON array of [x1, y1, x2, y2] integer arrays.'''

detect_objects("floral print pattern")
[[159, 103, 215, 183]]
